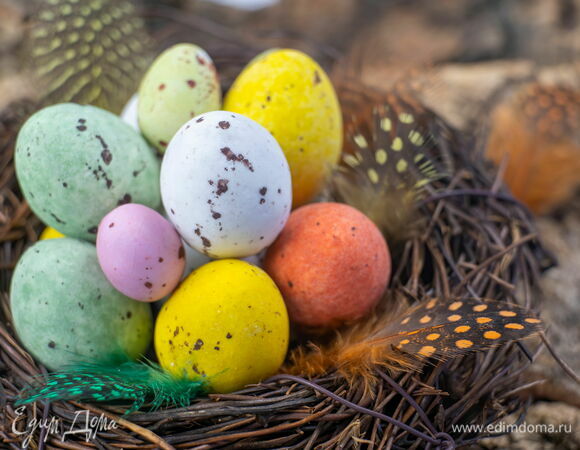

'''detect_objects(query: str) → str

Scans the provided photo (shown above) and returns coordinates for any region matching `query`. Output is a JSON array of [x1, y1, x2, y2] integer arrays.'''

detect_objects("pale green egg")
[[138, 43, 222, 153], [10, 238, 153, 370], [15, 103, 161, 241]]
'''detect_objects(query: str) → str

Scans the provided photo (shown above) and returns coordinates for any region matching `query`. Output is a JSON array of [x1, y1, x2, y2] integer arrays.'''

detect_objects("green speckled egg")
[[138, 43, 221, 153], [15, 103, 161, 241], [10, 238, 153, 370]]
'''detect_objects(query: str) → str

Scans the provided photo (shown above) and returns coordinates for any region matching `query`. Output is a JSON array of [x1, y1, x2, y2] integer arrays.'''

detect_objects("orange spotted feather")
[[287, 298, 542, 387]]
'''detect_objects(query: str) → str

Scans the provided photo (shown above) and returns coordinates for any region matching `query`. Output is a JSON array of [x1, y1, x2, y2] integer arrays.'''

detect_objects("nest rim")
[[0, 24, 553, 450]]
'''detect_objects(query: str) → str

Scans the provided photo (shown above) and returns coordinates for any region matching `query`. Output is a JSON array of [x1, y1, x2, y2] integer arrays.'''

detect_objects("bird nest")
[[0, 3, 555, 445], [0, 88, 552, 449]]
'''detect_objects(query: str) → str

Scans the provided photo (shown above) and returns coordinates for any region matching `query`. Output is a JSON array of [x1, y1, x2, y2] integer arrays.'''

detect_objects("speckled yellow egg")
[[40, 227, 64, 240], [224, 49, 342, 206], [155, 259, 289, 393]]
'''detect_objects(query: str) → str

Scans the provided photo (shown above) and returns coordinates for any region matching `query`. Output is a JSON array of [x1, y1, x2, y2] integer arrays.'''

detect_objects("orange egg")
[[486, 83, 580, 214], [264, 202, 391, 330]]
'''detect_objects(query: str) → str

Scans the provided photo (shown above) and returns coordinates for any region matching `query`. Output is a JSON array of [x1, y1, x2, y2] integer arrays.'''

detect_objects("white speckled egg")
[[121, 94, 140, 131], [160, 111, 292, 258]]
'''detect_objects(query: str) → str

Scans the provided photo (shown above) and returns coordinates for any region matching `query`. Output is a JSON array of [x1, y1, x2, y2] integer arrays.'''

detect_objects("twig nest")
[[264, 202, 391, 330]]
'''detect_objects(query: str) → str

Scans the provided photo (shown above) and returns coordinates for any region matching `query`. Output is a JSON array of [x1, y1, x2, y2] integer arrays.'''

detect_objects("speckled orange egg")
[[264, 202, 391, 329]]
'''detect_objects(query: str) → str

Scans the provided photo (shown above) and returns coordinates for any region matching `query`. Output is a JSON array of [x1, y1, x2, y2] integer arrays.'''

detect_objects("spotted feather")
[[24, 0, 151, 113], [331, 91, 459, 240], [17, 357, 207, 414], [385, 298, 542, 359], [288, 297, 542, 386]]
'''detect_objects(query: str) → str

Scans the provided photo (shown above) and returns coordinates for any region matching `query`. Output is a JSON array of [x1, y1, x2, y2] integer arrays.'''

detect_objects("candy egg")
[[15, 103, 161, 241], [138, 43, 221, 153], [160, 111, 292, 258], [224, 49, 342, 206], [97, 204, 186, 302], [121, 93, 140, 131], [182, 241, 211, 279], [264, 202, 391, 329], [155, 259, 289, 393], [40, 227, 64, 240], [11, 238, 153, 370]]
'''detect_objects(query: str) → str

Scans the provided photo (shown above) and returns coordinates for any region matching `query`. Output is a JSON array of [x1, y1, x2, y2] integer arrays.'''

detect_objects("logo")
[[12, 406, 118, 448]]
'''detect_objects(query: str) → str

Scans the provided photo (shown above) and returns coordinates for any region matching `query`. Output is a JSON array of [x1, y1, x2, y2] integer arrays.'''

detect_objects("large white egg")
[[160, 111, 292, 258]]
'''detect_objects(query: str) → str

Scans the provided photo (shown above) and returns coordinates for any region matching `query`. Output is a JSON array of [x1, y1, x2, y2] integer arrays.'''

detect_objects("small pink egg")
[[97, 204, 185, 302]]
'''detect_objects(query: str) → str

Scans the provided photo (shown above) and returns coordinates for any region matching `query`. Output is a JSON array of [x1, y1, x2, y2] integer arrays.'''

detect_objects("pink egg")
[[97, 204, 185, 302]]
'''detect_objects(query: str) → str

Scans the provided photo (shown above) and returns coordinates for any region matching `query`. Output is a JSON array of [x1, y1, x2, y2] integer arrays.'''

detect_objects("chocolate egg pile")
[[11, 44, 391, 393]]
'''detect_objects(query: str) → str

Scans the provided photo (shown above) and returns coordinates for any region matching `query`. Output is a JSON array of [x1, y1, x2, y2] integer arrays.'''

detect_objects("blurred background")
[[0, 0, 579, 447]]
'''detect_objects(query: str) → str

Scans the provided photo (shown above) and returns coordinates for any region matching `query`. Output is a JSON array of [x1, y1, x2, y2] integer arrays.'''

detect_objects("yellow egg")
[[224, 49, 342, 207], [39, 227, 65, 240], [154, 259, 289, 393]]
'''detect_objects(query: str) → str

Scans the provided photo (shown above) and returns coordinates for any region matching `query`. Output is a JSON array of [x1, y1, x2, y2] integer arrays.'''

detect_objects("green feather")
[[17, 357, 207, 414]]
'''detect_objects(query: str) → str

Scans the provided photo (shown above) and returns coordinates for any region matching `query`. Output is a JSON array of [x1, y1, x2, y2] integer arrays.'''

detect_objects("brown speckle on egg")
[[313, 71, 321, 85], [51, 213, 66, 224], [216, 179, 229, 195], [117, 193, 132, 205], [220, 147, 254, 172]]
